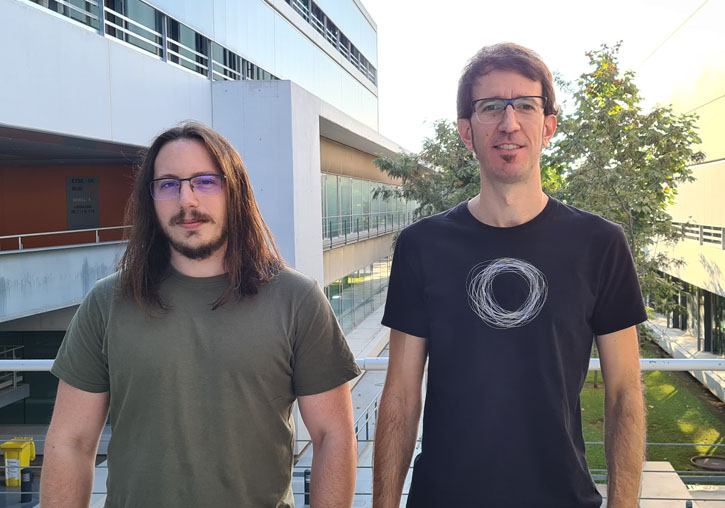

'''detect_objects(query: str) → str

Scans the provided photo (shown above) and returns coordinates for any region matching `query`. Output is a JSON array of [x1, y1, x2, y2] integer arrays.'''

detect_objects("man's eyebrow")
[[153, 172, 220, 179]]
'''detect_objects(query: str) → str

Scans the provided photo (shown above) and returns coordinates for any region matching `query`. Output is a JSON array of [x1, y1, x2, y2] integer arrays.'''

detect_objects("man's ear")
[[542, 114, 557, 147], [457, 118, 474, 152]]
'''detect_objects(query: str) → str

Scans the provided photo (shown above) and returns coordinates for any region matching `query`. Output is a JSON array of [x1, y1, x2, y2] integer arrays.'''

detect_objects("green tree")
[[372, 119, 478, 217], [545, 42, 704, 315]]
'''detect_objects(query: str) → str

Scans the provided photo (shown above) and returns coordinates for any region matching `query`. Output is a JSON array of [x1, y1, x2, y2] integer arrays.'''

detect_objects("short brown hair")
[[119, 121, 282, 312], [457, 42, 559, 119]]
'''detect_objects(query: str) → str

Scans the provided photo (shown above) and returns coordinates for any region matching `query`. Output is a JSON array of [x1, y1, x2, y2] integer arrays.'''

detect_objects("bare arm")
[[298, 382, 357, 508], [595, 326, 645, 508], [40, 380, 109, 508], [373, 329, 427, 508]]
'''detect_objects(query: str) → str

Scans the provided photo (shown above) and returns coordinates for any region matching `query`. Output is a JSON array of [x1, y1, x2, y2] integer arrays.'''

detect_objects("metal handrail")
[[3, 358, 725, 372], [672, 221, 725, 249], [354, 388, 382, 443], [53, 0, 99, 21], [103, 7, 162, 38], [322, 211, 415, 250], [167, 49, 209, 72], [0, 225, 130, 251]]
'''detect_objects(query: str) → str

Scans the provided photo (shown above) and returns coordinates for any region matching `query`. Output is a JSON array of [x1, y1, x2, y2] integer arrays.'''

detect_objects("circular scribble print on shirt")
[[466, 258, 548, 329]]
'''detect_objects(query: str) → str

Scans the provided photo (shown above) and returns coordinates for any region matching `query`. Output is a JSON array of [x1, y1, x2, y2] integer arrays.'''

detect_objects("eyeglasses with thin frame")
[[149, 174, 226, 200], [471, 96, 547, 124]]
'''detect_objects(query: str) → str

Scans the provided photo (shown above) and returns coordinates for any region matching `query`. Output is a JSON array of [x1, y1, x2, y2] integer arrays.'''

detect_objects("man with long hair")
[[373, 43, 646, 507], [41, 122, 360, 507]]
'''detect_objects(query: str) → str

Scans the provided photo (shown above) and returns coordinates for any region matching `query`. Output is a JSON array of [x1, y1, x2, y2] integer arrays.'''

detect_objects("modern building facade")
[[0, 0, 411, 423], [634, 0, 725, 354]]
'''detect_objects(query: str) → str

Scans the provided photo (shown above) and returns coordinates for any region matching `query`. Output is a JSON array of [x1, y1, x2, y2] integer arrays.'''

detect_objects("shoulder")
[[84, 271, 123, 309], [397, 202, 469, 244], [264, 266, 318, 297], [550, 199, 624, 241]]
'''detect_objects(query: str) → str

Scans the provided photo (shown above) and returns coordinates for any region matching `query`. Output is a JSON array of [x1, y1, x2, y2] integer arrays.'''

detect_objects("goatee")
[[168, 229, 227, 260], [165, 209, 227, 260]]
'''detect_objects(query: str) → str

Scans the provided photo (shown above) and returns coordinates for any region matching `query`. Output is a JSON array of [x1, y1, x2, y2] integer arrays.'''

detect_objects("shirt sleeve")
[[381, 227, 430, 338], [50, 279, 111, 393], [591, 225, 648, 336], [291, 282, 361, 396]]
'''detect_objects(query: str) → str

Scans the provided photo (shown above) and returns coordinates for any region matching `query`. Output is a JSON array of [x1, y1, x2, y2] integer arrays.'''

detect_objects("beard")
[[164, 209, 228, 261]]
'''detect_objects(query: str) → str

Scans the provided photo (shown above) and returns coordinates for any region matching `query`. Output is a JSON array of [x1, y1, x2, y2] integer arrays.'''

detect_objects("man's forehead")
[[153, 138, 217, 178], [473, 70, 543, 97]]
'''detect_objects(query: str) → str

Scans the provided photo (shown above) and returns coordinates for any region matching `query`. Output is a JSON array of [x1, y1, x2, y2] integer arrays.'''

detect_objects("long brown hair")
[[119, 121, 283, 311]]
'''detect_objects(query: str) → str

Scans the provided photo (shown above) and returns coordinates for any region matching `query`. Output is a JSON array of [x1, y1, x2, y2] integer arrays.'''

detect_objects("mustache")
[[169, 209, 214, 225]]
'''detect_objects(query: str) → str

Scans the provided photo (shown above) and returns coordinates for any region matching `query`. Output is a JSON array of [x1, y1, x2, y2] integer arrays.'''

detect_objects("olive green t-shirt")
[[51, 267, 360, 508]]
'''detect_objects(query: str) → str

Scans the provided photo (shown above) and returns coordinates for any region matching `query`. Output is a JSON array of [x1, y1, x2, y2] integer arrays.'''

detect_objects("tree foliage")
[[545, 42, 704, 313], [372, 120, 478, 217], [374, 43, 704, 314]]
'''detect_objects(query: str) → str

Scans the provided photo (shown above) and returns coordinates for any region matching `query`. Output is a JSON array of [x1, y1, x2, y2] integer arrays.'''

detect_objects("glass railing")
[[322, 211, 415, 250]]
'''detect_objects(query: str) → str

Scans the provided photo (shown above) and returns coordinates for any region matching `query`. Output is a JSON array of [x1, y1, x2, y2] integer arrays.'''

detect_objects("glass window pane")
[[326, 175, 339, 237]]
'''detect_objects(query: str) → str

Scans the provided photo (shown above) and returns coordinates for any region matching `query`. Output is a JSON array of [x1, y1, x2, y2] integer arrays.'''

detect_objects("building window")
[[104, 0, 164, 57], [325, 256, 393, 334], [321, 174, 417, 248], [167, 19, 210, 76]]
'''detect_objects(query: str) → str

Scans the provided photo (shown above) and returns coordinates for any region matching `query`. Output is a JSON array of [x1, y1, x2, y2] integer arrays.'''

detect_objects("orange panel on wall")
[[0, 164, 135, 251]]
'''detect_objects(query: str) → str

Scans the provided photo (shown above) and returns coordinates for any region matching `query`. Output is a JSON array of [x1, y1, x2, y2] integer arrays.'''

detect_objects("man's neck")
[[169, 247, 227, 278], [467, 183, 548, 228]]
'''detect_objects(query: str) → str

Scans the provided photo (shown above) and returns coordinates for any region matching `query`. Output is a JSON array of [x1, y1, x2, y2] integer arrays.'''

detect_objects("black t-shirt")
[[382, 197, 647, 508]]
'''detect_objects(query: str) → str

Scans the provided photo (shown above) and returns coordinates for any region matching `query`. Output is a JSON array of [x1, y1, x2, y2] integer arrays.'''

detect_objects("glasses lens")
[[151, 179, 180, 199], [191, 175, 224, 196], [474, 99, 505, 123], [513, 97, 544, 113]]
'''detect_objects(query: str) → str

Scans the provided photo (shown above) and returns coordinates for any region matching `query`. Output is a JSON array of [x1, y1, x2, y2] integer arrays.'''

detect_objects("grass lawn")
[[581, 339, 725, 472]]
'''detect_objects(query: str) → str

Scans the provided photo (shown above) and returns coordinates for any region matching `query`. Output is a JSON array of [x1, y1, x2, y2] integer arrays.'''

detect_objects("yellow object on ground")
[[0, 437, 35, 487]]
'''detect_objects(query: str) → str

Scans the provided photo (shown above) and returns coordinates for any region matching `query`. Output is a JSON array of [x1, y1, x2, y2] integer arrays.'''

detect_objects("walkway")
[[646, 315, 725, 402]]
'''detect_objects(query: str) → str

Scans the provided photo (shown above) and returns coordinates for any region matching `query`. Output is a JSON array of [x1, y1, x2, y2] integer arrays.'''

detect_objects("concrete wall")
[[323, 234, 393, 286], [659, 240, 725, 299], [668, 160, 725, 226], [0, 306, 78, 332], [0, 0, 212, 147], [320, 137, 398, 184], [0, 242, 124, 322], [212, 80, 324, 283], [635, 0, 725, 162]]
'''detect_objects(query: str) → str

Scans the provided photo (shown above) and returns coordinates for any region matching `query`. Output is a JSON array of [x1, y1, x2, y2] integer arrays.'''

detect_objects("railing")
[[322, 211, 415, 250], [354, 389, 382, 444], [0, 226, 130, 252], [282, 0, 377, 86], [6, 356, 724, 373], [673, 221, 725, 249], [1, 359, 725, 505], [0, 346, 24, 392], [27, 0, 278, 84]]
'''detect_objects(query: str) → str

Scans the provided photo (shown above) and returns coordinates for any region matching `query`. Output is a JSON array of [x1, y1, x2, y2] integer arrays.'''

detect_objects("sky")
[[359, 0, 719, 152]]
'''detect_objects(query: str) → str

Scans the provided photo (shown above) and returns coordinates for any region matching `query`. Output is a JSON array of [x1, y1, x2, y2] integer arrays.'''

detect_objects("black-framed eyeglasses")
[[149, 174, 226, 200], [471, 96, 547, 124]]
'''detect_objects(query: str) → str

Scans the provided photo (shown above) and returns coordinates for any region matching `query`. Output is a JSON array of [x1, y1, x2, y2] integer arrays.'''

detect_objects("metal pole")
[[304, 469, 311, 506], [97, 1, 105, 36], [20, 468, 33, 503], [161, 14, 168, 62]]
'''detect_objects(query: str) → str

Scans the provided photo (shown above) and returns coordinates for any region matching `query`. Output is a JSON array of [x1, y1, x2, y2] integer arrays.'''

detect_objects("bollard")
[[20, 467, 33, 503], [304, 468, 311, 506]]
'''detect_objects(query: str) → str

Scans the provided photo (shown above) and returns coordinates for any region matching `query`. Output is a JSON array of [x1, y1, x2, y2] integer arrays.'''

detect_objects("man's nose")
[[178, 180, 199, 207], [498, 104, 521, 132]]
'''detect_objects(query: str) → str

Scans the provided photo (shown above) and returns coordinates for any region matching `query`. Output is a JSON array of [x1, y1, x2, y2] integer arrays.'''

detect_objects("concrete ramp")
[[600, 461, 699, 507]]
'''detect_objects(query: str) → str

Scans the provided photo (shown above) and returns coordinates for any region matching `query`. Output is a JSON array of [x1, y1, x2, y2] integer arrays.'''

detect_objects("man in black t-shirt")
[[373, 43, 646, 508]]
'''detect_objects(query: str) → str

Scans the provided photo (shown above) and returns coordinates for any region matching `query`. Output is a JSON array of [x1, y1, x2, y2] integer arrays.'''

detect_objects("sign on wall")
[[66, 177, 100, 230]]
